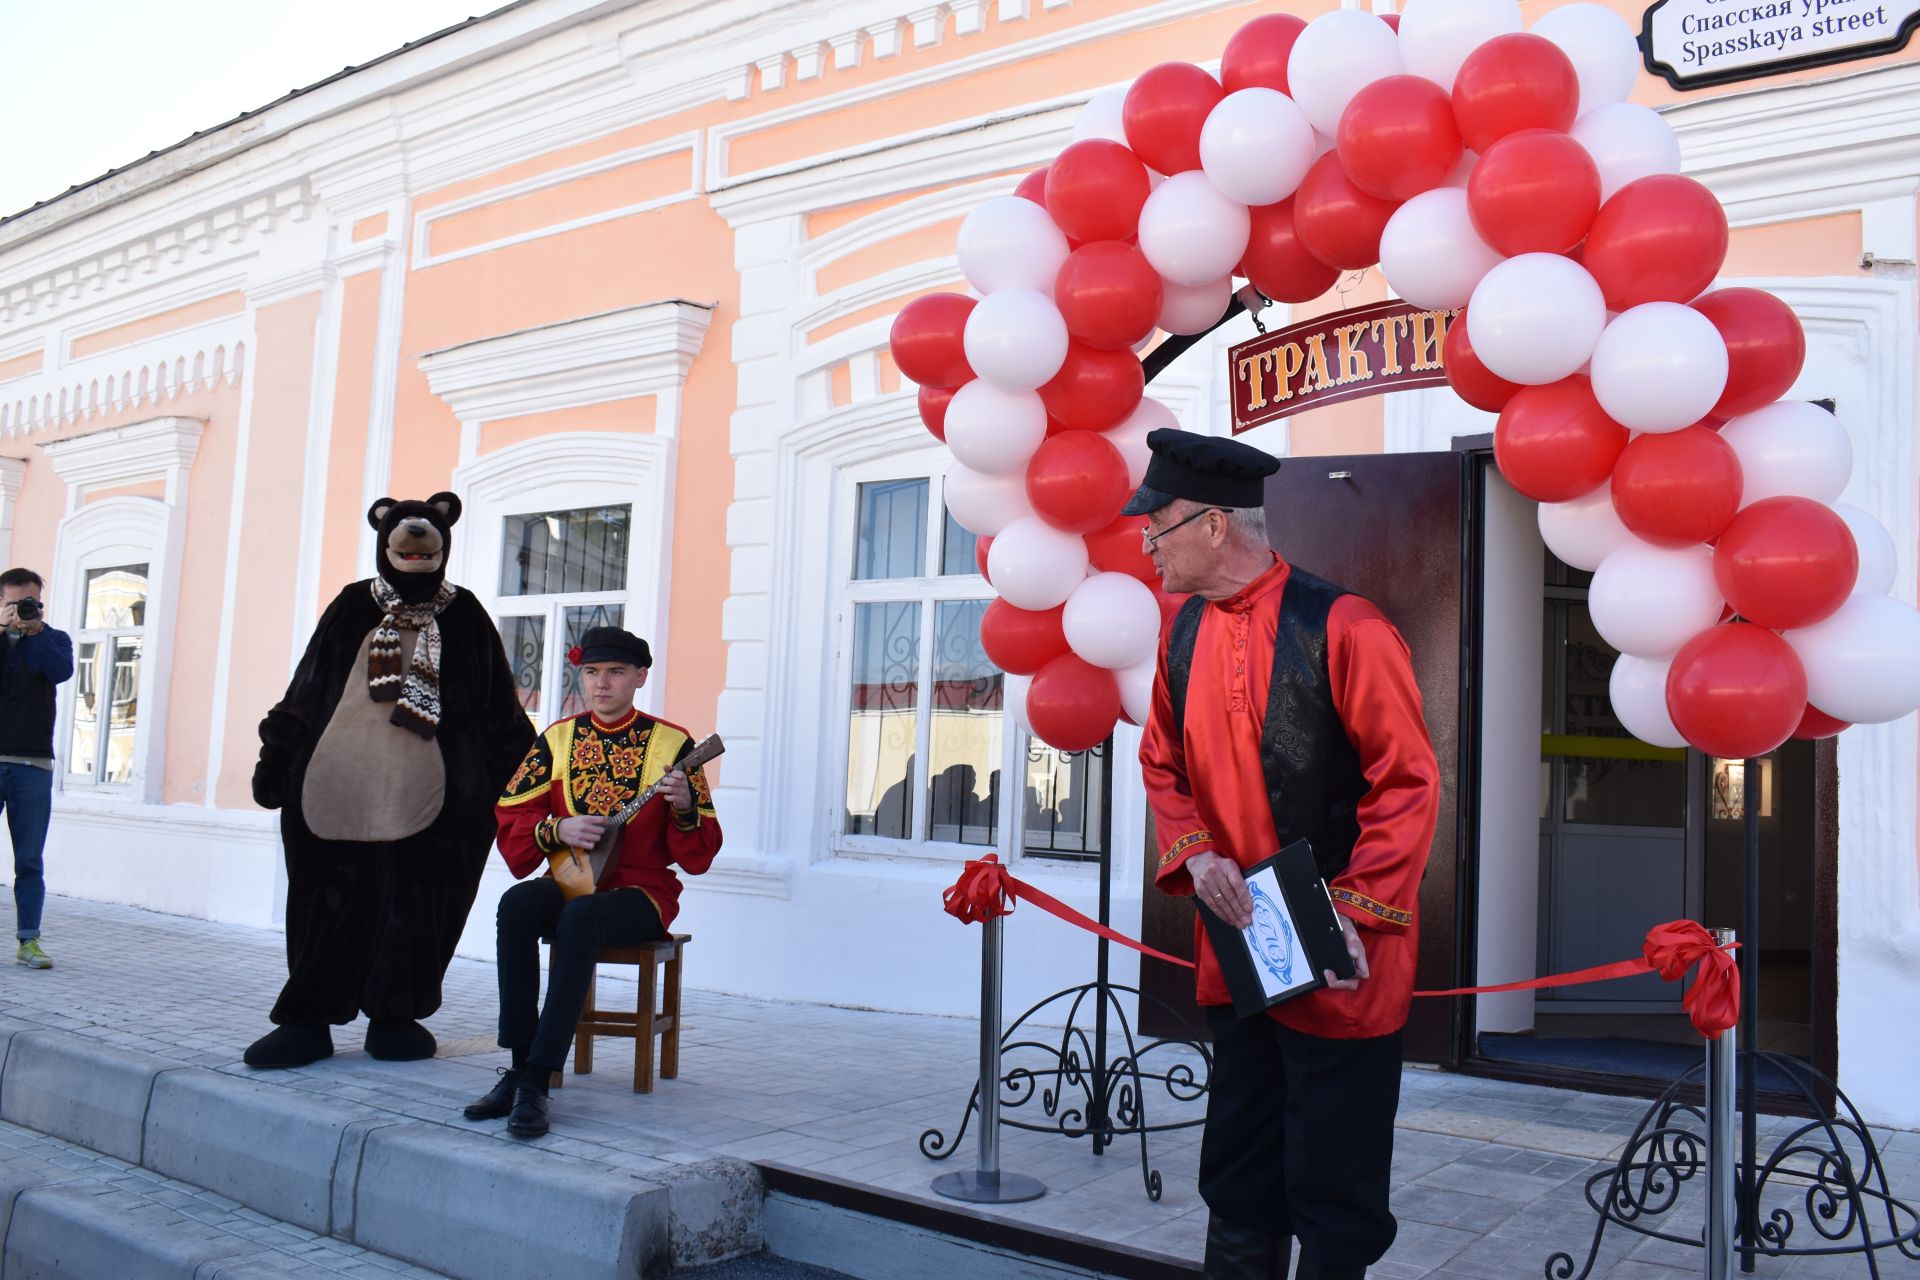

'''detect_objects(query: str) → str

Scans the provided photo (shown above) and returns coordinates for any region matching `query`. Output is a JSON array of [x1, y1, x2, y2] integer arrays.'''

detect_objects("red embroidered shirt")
[[1141, 554, 1440, 1039], [495, 707, 721, 927]]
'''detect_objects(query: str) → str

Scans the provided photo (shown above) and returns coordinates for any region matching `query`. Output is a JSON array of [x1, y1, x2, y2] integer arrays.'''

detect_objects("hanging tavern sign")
[[1229, 300, 1457, 434], [1642, 0, 1920, 90]]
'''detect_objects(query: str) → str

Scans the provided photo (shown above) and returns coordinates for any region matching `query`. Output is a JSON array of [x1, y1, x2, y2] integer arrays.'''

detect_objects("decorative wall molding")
[[0, 319, 247, 438], [40, 415, 205, 503]]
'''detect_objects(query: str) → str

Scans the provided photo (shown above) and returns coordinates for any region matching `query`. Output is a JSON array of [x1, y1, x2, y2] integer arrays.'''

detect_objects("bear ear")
[[428, 491, 463, 526], [367, 498, 396, 530]]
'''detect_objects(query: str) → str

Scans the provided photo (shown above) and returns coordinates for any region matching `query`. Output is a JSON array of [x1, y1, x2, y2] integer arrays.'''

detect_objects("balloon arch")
[[887, 0, 1920, 761]]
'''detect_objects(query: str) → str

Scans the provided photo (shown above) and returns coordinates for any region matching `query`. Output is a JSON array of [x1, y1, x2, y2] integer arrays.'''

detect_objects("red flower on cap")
[[567, 646, 584, 667]]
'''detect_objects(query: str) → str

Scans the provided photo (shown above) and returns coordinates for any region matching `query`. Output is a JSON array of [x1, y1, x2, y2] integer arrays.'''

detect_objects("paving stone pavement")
[[4, 896, 1917, 1278]]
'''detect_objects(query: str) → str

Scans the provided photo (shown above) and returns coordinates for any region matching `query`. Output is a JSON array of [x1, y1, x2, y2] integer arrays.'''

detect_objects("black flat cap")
[[1120, 428, 1282, 516], [575, 626, 652, 668]]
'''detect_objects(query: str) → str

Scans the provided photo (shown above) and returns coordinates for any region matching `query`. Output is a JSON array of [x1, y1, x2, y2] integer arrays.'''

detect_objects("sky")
[[0, 0, 496, 220]]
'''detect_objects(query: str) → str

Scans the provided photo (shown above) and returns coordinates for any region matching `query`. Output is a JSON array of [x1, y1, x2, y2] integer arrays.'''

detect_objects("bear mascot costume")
[[245, 493, 533, 1067]]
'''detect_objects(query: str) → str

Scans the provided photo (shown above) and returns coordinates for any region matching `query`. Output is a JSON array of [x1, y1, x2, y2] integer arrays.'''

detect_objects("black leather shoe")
[[244, 1024, 333, 1069], [1203, 1217, 1290, 1280], [365, 1018, 437, 1061], [506, 1081, 551, 1138], [1295, 1257, 1365, 1280], [463, 1068, 522, 1121]]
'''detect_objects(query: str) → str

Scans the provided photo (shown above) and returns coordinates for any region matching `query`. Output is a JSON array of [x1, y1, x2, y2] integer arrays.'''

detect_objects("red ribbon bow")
[[942, 854, 1015, 924], [1644, 920, 1742, 1041]]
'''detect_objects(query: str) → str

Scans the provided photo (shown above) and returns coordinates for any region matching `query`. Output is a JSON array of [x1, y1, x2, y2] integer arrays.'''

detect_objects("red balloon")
[[1040, 342, 1144, 432], [1014, 166, 1050, 206], [1026, 431, 1131, 534], [1337, 75, 1463, 202], [975, 534, 994, 579], [1085, 512, 1157, 583], [889, 293, 975, 388], [1468, 129, 1601, 256], [1241, 197, 1340, 303], [1444, 306, 1523, 412], [1047, 140, 1153, 243], [1380, 12, 1401, 31], [1123, 63, 1224, 175], [1691, 288, 1807, 419], [1610, 426, 1743, 548], [1293, 151, 1401, 270], [1026, 653, 1122, 752], [1666, 623, 1808, 759], [918, 384, 957, 441], [1221, 14, 1306, 94], [1055, 242, 1164, 351], [1583, 175, 1730, 310], [1713, 497, 1859, 631], [1792, 703, 1850, 741], [979, 600, 1072, 675], [1493, 376, 1629, 503], [1450, 34, 1579, 153]]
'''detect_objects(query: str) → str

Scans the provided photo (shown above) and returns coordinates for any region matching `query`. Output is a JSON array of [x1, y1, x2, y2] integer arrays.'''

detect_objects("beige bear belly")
[[301, 628, 447, 842]]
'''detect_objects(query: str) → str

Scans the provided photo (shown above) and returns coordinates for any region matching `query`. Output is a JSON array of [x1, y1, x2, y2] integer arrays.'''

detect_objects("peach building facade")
[[0, 0, 1915, 1121]]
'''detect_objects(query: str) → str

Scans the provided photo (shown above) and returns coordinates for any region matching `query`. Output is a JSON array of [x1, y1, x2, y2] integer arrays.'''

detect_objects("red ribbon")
[[940, 858, 1742, 1039]]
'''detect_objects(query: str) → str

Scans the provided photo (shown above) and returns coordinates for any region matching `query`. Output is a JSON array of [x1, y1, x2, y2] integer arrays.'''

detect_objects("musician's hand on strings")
[[660, 768, 694, 814], [1188, 851, 1254, 929], [1324, 914, 1370, 991], [556, 815, 609, 848]]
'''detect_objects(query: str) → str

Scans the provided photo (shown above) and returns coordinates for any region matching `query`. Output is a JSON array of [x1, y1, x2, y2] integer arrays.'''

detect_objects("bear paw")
[[244, 1024, 334, 1069], [366, 1018, 438, 1061]]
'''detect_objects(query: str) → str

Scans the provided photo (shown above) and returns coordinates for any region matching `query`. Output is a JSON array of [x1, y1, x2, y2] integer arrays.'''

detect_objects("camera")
[[12, 599, 39, 622]]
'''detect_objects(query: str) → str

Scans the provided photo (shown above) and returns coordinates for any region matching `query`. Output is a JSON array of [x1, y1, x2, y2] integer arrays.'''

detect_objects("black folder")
[[1197, 840, 1357, 1018]]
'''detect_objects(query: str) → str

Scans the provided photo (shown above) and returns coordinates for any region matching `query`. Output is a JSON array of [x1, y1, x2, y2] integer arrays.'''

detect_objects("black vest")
[[1165, 568, 1370, 883]]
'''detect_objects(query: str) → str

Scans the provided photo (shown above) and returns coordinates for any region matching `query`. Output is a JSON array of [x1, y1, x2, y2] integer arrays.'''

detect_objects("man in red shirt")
[[1131, 430, 1440, 1280], [465, 626, 721, 1137]]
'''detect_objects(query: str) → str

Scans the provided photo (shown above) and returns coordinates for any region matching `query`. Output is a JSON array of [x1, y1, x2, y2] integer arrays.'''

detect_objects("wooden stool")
[[546, 933, 689, 1094]]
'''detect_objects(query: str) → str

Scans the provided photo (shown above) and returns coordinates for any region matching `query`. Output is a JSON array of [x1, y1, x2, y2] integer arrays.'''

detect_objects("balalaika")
[[547, 733, 724, 900]]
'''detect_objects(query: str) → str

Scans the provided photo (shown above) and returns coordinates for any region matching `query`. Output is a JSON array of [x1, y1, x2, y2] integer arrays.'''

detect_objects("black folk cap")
[[576, 626, 652, 669], [1120, 428, 1282, 517]]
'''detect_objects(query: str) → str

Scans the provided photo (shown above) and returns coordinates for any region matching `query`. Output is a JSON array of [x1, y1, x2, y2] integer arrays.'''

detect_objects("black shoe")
[[1203, 1217, 1290, 1280], [1296, 1257, 1364, 1280], [365, 1018, 437, 1061], [506, 1080, 550, 1138], [244, 1023, 334, 1069], [463, 1068, 522, 1121]]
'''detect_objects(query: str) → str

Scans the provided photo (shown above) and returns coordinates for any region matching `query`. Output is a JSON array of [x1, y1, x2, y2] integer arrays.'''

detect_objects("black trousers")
[[496, 879, 664, 1070], [1199, 1007, 1403, 1270]]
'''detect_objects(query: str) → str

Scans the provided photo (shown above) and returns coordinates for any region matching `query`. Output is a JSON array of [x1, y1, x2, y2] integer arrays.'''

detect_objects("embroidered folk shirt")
[[495, 707, 721, 927], [1141, 554, 1440, 1039]]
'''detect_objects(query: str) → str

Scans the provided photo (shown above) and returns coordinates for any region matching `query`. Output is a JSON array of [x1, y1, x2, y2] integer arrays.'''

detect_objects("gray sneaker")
[[16, 940, 50, 969]]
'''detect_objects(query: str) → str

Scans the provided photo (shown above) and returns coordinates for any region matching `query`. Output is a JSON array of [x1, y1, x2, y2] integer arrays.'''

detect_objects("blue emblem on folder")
[[1248, 881, 1295, 986]]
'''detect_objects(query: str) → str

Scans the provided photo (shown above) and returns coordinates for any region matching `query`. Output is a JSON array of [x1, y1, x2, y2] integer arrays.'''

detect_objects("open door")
[[1139, 451, 1470, 1065]]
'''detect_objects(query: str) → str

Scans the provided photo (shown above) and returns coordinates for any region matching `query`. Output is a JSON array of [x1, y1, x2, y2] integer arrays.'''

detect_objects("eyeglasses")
[[1141, 507, 1227, 552]]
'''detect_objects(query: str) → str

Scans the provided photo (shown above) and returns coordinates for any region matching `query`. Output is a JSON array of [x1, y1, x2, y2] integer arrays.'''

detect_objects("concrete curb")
[[4, 1182, 261, 1279], [0, 1031, 185, 1163]]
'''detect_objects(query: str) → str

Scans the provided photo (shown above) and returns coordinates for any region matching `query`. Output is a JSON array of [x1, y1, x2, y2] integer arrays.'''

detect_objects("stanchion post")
[[1738, 758, 1759, 1272], [1705, 927, 1738, 1280], [932, 911, 1046, 1203]]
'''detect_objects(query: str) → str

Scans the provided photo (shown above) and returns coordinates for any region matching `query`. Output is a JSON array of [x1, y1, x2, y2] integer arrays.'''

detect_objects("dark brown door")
[[1138, 451, 1469, 1065]]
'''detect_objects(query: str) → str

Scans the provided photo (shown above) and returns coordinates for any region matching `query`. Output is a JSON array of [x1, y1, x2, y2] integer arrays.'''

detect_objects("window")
[[838, 474, 1109, 862], [68, 564, 149, 786], [496, 505, 631, 722]]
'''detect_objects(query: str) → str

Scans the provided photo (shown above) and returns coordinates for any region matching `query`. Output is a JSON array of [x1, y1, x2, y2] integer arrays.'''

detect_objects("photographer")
[[0, 569, 74, 970]]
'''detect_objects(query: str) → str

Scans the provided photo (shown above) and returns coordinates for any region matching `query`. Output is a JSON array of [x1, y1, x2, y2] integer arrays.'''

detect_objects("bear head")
[[367, 493, 461, 603]]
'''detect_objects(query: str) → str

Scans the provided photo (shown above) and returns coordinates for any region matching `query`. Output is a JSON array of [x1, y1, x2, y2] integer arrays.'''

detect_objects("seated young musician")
[[466, 626, 720, 1137]]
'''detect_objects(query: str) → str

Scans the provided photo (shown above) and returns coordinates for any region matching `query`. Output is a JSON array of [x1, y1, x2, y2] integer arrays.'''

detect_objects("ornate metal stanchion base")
[[920, 979, 1212, 1202], [1546, 1052, 1920, 1279], [930, 1169, 1049, 1204]]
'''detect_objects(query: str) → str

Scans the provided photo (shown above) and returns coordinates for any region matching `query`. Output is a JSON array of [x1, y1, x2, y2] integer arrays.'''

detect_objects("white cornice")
[[40, 415, 205, 497], [418, 299, 714, 428], [0, 456, 24, 505]]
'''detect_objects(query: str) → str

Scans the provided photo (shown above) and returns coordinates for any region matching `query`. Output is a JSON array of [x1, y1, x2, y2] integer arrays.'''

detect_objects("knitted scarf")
[[368, 578, 457, 738]]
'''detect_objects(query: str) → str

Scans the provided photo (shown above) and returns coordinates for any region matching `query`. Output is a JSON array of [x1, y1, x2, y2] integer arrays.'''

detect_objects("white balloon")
[[1199, 88, 1317, 207], [1589, 541, 1724, 658], [1466, 254, 1608, 385], [1107, 399, 1178, 487], [1571, 103, 1682, 202], [1073, 84, 1130, 144], [1379, 188, 1505, 310], [1137, 172, 1251, 288], [1158, 276, 1234, 335], [1785, 593, 1920, 725], [1003, 671, 1034, 738], [1538, 485, 1635, 572], [987, 516, 1091, 611], [1064, 572, 1162, 670], [1118, 655, 1158, 726], [1609, 654, 1687, 749], [1529, 3, 1642, 117], [945, 461, 1035, 536], [1589, 303, 1729, 433], [1830, 503, 1896, 596], [963, 288, 1069, 392], [957, 196, 1071, 297], [942, 381, 1047, 476], [1718, 401, 1854, 508], [1398, 0, 1523, 90], [1287, 10, 1405, 136]]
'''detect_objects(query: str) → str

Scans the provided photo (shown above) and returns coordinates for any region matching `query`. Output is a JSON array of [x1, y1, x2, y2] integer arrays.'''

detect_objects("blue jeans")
[[1, 762, 52, 941]]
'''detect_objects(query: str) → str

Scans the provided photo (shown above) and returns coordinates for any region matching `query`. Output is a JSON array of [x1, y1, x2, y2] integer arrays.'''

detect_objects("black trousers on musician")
[[495, 879, 664, 1071], [1200, 1007, 1404, 1272]]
